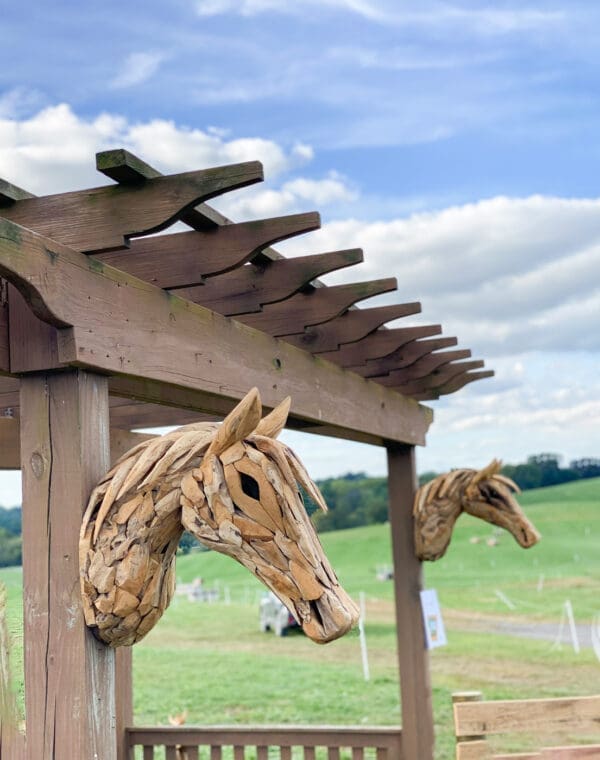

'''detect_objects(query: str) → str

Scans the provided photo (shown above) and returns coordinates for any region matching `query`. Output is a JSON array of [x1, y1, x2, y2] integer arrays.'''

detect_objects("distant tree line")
[[0, 507, 21, 567], [0, 453, 598, 563]]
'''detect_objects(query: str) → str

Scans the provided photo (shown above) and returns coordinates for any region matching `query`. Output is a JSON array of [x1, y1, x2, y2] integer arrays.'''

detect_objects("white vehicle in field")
[[259, 592, 300, 636]]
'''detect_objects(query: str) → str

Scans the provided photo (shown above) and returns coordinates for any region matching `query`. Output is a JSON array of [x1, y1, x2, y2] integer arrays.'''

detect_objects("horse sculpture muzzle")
[[80, 389, 359, 647]]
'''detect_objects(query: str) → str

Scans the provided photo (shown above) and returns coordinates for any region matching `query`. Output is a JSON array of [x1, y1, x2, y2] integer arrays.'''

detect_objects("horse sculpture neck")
[[80, 389, 359, 647]]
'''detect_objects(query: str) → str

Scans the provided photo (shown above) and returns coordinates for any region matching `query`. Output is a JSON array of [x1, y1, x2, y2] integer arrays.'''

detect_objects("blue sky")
[[0, 0, 599, 502]]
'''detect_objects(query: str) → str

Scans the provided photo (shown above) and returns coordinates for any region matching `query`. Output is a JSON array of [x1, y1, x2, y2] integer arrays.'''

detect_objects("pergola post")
[[20, 370, 119, 759], [387, 444, 435, 760]]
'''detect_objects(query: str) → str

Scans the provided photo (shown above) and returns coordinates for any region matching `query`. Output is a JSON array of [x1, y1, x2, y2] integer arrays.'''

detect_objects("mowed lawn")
[[1, 478, 599, 758]]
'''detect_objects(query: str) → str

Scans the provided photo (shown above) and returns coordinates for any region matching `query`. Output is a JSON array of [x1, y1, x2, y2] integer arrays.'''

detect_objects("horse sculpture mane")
[[414, 459, 541, 561], [80, 388, 359, 647]]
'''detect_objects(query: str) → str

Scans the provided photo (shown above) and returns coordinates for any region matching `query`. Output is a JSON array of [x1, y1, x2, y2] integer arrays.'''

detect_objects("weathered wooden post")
[[387, 444, 435, 760], [20, 371, 118, 759]]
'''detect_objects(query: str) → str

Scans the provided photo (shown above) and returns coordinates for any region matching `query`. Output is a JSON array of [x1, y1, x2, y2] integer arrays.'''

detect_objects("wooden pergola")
[[0, 149, 492, 760]]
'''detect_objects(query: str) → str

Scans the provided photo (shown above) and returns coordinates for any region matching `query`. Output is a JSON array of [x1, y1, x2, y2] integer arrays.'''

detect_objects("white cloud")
[[279, 195, 600, 355], [195, 0, 388, 22], [216, 171, 357, 218], [0, 104, 313, 194], [195, 0, 564, 35], [111, 52, 165, 89]]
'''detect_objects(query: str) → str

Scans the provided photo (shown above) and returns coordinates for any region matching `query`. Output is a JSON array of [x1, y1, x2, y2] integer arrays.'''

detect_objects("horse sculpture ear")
[[254, 396, 291, 439], [471, 458, 503, 485], [206, 387, 263, 456]]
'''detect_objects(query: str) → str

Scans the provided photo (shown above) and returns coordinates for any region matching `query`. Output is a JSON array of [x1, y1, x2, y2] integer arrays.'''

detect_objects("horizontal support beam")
[[0, 417, 154, 469], [97, 212, 320, 288], [284, 303, 422, 354], [0, 219, 433, 446], [0, 162, 263, 253], [239, 278, 398, 336], [177, 248, 363, 315]]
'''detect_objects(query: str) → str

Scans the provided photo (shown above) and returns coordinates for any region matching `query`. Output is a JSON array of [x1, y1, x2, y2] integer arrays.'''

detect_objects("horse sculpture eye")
[[240, 472, 260, 500]]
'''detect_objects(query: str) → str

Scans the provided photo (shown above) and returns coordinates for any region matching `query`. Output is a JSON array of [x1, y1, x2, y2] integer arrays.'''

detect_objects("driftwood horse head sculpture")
[[414, 459, 540, 561], [80, 388, 359, 647]]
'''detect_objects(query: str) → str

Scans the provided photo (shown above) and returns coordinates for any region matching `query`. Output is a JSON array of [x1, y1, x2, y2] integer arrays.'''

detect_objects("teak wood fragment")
[[0, 218, 432, 445], [96, 212, 320, 288], [0, 162, 263, 253], [320, 325, 443, 366], [349, 337, 458, 378], [284, 303, 422, 354], [176, 249, 364, 316], [238, 279, 398, 336]]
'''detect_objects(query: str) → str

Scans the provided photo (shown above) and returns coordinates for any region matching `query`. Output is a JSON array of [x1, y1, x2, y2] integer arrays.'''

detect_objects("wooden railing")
[[126, 725, 403, 759], [453, 691, 600, 759]]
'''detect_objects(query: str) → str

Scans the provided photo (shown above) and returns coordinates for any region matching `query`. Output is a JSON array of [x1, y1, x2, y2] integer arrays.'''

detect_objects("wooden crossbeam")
[[0, 162, 263, 253], [0, 178, 36, 206], [392, 360, 485, 395], [94, 211, 320, 288], [319, 325, 443, 366], [175, 248, 364, 315], [373, 349, 472, 385], [349, 336, 459, 377], [237, 279, 398, 336], [0, 218, 433, 445], [97, 148, 222, 232], [284, 303, 422, 353], [414, 370, 494, 400], [0, 414, 155, 469]]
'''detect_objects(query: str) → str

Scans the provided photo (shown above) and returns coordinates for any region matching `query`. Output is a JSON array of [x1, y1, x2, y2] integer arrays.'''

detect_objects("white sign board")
[[420, 589, 447, 649]]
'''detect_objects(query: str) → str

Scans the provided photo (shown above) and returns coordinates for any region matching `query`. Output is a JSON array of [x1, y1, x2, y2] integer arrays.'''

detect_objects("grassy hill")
[[0, 477, 598, 758]]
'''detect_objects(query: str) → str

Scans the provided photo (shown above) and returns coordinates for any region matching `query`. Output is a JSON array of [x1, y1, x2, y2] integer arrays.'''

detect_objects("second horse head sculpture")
[[414, 459, 541, 561], [80, 388, 359, 647]]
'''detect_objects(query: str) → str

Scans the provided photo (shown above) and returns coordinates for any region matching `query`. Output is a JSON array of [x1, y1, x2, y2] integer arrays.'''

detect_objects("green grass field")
[[1, 477, 599, 758]]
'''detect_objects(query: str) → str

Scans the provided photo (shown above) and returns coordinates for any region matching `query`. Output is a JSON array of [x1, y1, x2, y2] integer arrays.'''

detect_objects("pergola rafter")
[[0, 148, 494, 760]]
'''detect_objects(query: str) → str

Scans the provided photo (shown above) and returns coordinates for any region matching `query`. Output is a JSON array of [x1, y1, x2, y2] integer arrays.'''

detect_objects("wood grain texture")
[[97, 212, 320, 288], [348, 337, 458, 378], [319, 325, 442, 367], [373, 349, 472, 385], [0, 162, 263, 253], [8, 284, 62, 373], [96, 148, 221, 232], [237, 279, 398, 336], [0, 281, 9, 373], [284, 303, 422, 354], [386, 445, 435, 760], [0, 220, 433, 445], [176, 249, 363, 316], [20, 371, 117, 760], [454, 696, 600, 737]]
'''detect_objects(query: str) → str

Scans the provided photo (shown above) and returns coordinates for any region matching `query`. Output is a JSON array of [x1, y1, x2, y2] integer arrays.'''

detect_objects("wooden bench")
[[453, 692, 600, 759]]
